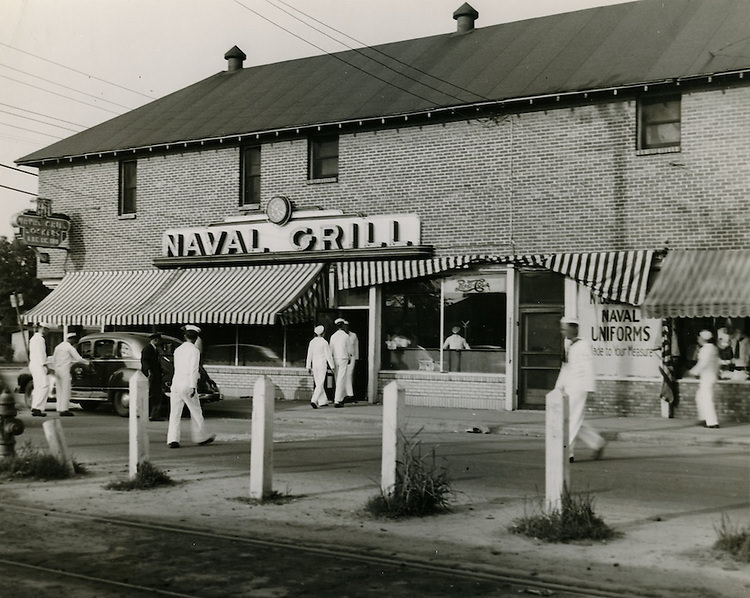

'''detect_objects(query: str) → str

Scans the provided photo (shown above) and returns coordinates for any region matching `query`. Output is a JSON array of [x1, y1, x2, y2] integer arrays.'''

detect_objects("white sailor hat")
[[65, 332, 77, 339], [314, 325, 325, 335], [699, 330, 713, 341], [184, 324, 202, 333], [560, 316, 580, 326], [334, 317, 346, 325]]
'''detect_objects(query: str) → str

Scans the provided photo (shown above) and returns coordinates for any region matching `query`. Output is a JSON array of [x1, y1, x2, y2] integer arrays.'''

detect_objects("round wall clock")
[[266, 195, 293, 225]]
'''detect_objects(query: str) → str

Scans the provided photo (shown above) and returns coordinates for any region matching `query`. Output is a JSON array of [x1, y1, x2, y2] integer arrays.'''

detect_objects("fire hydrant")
[[0, 385, 24, 458]]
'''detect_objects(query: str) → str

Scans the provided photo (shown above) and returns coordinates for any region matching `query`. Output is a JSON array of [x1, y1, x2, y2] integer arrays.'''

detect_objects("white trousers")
[[310, 363, 329, 406], [344, 359, 356, 397], [695, 378, 719, 427], [30, 364, 49, 411], [568, 390, 605, 458], [54, 371, 71, 412], [167, 386, 211, 445], [333, 358, 349, 404]]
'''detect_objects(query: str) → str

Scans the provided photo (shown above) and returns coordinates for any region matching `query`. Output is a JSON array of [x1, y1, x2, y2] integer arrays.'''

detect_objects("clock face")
[[266, 196, 292, 225]]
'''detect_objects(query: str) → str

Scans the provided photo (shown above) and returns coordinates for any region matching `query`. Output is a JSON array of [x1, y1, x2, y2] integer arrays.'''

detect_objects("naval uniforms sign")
[[577, 287, 661, 378]]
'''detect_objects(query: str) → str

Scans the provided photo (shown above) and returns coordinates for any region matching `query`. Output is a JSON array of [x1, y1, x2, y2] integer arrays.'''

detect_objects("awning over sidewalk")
[[545, 250, 654, 306], [641, 250, 750, 318], [23, 263, 326, 326]]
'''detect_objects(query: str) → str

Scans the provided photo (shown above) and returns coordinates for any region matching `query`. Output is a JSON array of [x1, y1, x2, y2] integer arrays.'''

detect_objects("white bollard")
[[249, 375, 275, 500], [381, 380, 405, 496], [545, 389, 570, 512], [128, 371, 149, 479], [42, 419, 74, 475]]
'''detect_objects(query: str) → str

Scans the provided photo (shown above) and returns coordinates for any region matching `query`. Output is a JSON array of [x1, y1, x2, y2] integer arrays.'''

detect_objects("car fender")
[[108, 367, 136, 396]]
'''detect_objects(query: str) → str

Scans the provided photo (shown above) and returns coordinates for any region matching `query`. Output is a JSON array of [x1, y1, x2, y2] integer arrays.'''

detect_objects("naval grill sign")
[[163, 214, 420, 258]]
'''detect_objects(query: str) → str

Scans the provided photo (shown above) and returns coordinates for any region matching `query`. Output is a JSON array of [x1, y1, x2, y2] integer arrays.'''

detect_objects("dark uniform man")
[[141, 332, 167, 421]]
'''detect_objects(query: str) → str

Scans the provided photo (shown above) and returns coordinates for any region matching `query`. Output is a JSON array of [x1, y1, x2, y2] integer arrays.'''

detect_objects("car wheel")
[[112, 391, 130, 417], [23, 380, 33, 408], [78, 401, 99, 412]]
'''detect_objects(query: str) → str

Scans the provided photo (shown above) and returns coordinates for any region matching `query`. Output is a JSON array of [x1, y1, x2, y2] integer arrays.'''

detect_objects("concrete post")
[[43, 419, 74, 475], [381, 380, 405, 496], [250, 375, 275, 500], [128, 371, 149, 479], [545, 389, 569, 511]]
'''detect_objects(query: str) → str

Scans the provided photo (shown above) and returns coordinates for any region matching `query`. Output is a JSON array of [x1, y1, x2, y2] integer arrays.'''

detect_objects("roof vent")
[[224, 46, 247, 72], [453, 3, 478, 33]]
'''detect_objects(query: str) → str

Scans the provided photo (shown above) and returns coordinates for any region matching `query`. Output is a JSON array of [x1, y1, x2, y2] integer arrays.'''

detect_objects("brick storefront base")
[[206, 367, 750, 423]]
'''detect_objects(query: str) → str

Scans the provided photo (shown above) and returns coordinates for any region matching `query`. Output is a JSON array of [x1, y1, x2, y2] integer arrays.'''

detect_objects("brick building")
[[15, 0, 750, 421]]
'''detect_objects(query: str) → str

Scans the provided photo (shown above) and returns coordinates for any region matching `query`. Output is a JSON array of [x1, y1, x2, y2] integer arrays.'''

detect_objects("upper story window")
[[118, 160, 137, 215], [240, 146, 261, 208], [638, 95, 681, 151], [309, 135, 339, 180]]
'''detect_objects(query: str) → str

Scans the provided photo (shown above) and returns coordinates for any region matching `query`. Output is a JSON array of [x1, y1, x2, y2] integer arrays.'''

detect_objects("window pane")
[[241, 147, 261, 206], [519, 271, 564, 304], [310, 136, 339, 179], [640, 97, 681, 149], [643, 101, 680, 123], [119, 161, 136, 215], [645, 122, 681, 147]]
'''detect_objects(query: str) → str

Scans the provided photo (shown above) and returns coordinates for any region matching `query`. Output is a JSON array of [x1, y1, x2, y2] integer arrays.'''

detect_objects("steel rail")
[[0, 502, 646, 598]]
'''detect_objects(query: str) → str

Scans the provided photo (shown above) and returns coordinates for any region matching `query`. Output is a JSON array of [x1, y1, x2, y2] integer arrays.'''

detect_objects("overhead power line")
[[1, 163, 38, 176], [0, 62, 136, 111], [0, 183, 37, 196], [231, 0, 437, 106], [0, 102, 88, 129], [0, 41, 156, 100], [0, 73, 122, 115], [0, 108, 82, 133], [271, 0, 489, 103], [0, 119, 62, 138]]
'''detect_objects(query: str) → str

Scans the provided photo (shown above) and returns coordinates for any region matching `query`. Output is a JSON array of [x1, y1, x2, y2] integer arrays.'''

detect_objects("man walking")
[[689, 330, 720, 428], [343, 321, 359, 400], [167, 327, 214, 448], [555, 317, 606, 463], [306, 325, 334, 408], [28, 322, 50, 417], [329, 318, 351, 408], [52, 332, 88, 417], [141, 332, 167, 421]]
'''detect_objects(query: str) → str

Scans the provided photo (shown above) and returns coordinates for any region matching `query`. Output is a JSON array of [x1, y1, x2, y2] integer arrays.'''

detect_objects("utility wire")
[[0, 108, 82, 133], [231, 0, 438, 106], [273, 0, 489, 102], [0, 102, 89, 129], [262, 0, 480, 104], [0, 119, 62, 138], [1, 163, 38, 176], [0, 41, 156, 100], [0, 183, 37, 196], [0, 74, 122, 115], [0, 62, 136, 111]]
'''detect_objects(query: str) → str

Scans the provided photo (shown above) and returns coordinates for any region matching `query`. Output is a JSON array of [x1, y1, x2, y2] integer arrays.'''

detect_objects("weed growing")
[[511, 486, 617, 543], [0, 441, 86, 480], [367, 431, 453, 519], [714, 513, 750, 563], [105, 461, 174, 491]]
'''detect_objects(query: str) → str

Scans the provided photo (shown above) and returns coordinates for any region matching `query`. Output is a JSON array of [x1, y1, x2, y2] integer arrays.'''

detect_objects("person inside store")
[[442, 325, 470, 372], [688, 329, 721, 429], [141, 332, 168, 421], [306, 324, 334, 409]]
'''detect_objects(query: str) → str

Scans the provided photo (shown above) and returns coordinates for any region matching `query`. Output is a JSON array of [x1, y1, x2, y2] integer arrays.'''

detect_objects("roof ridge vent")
[[224, 46, 247, 72], [453, 2, 479, 33]]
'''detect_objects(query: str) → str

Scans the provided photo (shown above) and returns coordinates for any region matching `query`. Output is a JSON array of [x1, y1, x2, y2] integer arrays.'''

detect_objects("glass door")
[[518, 309, 563, 409]]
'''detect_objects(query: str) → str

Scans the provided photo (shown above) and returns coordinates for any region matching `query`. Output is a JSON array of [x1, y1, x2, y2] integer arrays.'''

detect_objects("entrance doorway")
[[517, 271, 564, 409], [317, 308, 369, 402]]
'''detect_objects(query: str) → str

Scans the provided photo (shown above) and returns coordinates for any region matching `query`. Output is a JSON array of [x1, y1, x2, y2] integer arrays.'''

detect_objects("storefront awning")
[[641, 250, 750, 318], [23, 263, 326, 327], [545, 250, 654, 306]]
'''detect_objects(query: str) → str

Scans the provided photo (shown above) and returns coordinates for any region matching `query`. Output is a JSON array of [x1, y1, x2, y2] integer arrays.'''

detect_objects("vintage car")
[[17, 332, 222, 416]]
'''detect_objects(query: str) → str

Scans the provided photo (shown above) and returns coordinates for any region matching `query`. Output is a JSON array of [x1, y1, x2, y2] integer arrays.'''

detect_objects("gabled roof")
[[17, 0, 750, 165]]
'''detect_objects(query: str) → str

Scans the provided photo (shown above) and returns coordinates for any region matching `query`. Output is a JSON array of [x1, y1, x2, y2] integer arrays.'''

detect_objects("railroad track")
[[0, 501, 653, 598]]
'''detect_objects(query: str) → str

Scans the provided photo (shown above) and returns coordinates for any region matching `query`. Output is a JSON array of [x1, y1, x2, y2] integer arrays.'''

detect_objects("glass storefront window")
[[382, 271, 507, 373], [672, 317, 750, 381]]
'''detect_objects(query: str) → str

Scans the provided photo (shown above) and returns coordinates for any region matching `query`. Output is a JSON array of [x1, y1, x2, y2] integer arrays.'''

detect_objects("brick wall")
[[37, 84, 750, 278]]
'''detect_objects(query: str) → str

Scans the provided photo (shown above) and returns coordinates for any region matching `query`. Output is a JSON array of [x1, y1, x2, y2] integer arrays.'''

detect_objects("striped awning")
[[23, 263, 326, 326], [642, 250, 750, 318], [336, 254, 545, 290], [545, 250, 654, 306]]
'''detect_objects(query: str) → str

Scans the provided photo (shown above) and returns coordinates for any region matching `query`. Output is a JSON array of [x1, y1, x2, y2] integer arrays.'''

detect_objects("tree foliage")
[[0, 236, 50, 344]]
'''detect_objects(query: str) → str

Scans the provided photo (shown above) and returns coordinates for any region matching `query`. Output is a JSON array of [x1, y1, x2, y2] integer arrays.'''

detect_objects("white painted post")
[[42, 419, 74, 475], [249, 375, 275, 500], [381, 380, 405, 496], [545, 389, 569, 511], [129, 371, 150, 479]]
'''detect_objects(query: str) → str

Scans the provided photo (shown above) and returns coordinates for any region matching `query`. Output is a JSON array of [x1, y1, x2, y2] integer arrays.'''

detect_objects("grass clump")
[[0, 442, 86, 480], [367, 431, 453, 519], [511, 486, 617, 543], [714, 513, 750, 563], [105, 461, 174, 491]]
